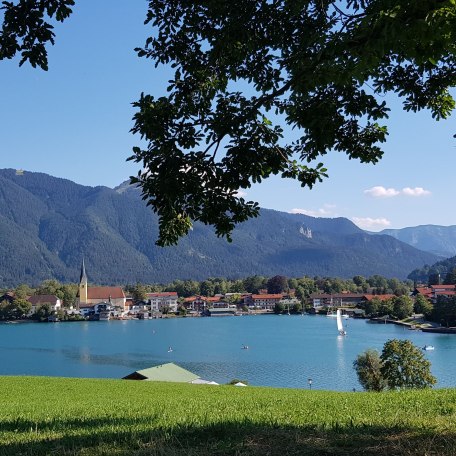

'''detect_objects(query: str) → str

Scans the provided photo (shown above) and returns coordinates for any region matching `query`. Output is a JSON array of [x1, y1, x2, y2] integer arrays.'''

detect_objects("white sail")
[[336, 309, 344, 333]]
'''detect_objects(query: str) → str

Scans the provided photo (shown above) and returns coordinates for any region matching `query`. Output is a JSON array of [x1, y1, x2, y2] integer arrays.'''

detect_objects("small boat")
[[241, 344, 249, 350], [337, 309, 347, 336], [422, 345, 435, 351], [167, 347, 173, 353]]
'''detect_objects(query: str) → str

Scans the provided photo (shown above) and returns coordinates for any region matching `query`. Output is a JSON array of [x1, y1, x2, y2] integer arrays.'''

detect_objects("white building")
[[27, 295, 62, 316], [146, 292, 178, 312]]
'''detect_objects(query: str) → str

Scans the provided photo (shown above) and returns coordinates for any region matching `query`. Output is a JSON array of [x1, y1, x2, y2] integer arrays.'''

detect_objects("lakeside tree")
[[380, 339, 436, 390], [225, 293, 242, 305], [392, 295, 414, 320], [213, 279, 228, 296], [355, 340, 436, 391], [0, 297, 31, 320], [291, 302, 303, 314], [414, 294, 433, 318], [200, 280, 215, 297], [243, 276, 267, 294], [171, 280, 200, 298], [378, 298, 394, 317], [353, 275, 369, 293], [367, 275, 389, 293], [363, 297, 381, 317], [0, 300, 9, 320], [273, 303, 285, 314], [61, 284, 78, 307], [353, 349, 386, 392], [14, 284, 33, 299], [388, 278, 412, 297], [36, 279, 64, 299], [229, 280, 245, 294], [295, 278, 318, 300], [131, 283, 148, 303], [267, 275, 288, 294], [431, 296, 456, 327], [11, 297, 32, 319], [3, 2, 456, 246], [34, 303, 52, 321]]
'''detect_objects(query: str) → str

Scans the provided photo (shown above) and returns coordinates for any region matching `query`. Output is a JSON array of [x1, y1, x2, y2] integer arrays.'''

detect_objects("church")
[[77, 259, 126, 310]]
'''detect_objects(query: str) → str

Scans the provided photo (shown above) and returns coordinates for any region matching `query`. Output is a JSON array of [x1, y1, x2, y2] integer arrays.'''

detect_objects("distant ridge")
[[380, 225, 456, 258], [0, 169, 439, 286]]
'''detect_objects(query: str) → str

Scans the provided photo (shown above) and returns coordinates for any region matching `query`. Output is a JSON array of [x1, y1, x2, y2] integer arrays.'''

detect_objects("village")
[[1, 259, 455, 325]]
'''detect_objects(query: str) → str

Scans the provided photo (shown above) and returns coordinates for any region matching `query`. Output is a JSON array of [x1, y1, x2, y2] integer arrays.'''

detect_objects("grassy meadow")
[[1, 376, 456, 455]]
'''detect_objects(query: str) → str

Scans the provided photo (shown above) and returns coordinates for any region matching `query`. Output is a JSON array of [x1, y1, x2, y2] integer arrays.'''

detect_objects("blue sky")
[[1, 0, 455, 231]]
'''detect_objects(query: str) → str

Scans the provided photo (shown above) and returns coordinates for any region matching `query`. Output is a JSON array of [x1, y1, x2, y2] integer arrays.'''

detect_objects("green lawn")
[[1, 376, 455, 455]]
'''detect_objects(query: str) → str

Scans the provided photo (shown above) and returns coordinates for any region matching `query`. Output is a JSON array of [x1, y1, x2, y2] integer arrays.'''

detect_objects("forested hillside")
[[0, 169, 439, 286], [381, 225, 456, 258], [408, 256, 456, 284]]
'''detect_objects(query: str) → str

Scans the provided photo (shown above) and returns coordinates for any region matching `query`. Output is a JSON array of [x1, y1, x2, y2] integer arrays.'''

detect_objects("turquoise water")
[[0, 315, 454, 390]]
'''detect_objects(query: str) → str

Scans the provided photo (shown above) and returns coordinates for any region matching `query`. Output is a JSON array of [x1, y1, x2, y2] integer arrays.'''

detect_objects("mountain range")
[[0, 168, 444, 287], [380, 226, 456, 258]]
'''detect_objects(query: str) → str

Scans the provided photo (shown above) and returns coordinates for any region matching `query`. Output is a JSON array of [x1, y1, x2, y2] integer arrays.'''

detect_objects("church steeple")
[[80, 257, 88, 284], [79, 258, 88, 307]]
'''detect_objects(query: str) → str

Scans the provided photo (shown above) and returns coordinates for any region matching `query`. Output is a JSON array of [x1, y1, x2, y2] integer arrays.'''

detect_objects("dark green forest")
[[0, 169, 439, 287], [409, 257, 456, 284]]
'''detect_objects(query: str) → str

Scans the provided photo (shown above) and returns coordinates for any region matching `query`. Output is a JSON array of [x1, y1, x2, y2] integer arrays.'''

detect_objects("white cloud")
[[364, 186, 400, 198], [290, 204, 335, 218], [351, 217, 391, 230], [364, 186, 431, 198], [235, 190, 247, 197], [402, 187, 431, 197]]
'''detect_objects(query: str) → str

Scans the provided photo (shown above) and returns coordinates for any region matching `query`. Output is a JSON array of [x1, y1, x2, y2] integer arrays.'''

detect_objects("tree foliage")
[[414, 294, 433, 317], [444, 267, 456, 285], [34, 303, 52, 321], [129, 0, 456, 245], [267, 275, 288, 294], [391, 295, 414, 320], [409, 255, 456, 284], [380, 339, 436, 390], [131, 283, 148, 303], [0, 0, 74, 70], [355, 340, 436, 391], [14, 283, 33, 299], [0, 297, 31, 320], [3, 2, 456, 245], [273, 302, 285, 314], [353, 349, 386, 392], [431, 296, 456, 327]]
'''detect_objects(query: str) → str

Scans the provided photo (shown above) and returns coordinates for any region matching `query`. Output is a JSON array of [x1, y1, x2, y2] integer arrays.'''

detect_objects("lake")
[[0, 315, 455, 390]]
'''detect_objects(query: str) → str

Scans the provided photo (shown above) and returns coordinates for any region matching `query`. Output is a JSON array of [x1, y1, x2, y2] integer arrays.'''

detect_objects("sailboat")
[[336, 309, 347, 336]]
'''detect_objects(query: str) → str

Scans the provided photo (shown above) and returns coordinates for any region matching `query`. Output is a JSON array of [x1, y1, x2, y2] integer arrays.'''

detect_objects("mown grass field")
[[1, 376, 456, 455]]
